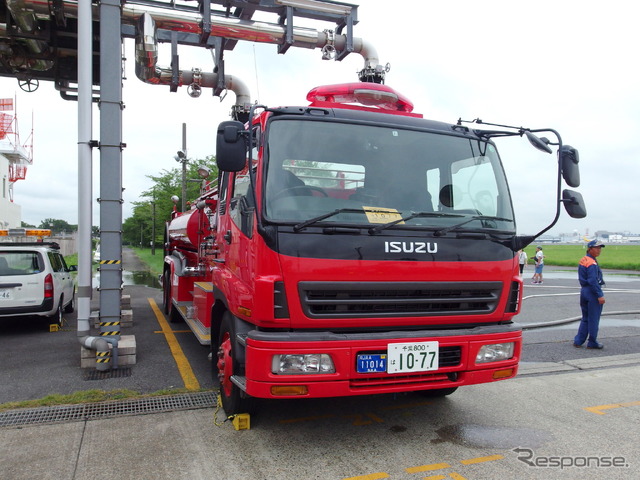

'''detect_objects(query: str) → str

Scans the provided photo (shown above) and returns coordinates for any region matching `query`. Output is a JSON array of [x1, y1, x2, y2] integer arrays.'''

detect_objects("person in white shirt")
[[518, 249, 527, 274], [532, 246, 544, 284]]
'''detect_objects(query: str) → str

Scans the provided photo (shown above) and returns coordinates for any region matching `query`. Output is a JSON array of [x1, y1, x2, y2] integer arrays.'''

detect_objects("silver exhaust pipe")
[[135, 12, 251, 118]]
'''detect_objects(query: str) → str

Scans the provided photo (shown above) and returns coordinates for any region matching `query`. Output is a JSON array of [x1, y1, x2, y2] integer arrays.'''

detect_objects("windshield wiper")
[[293, 208, 367, 232], [433, 215, 513, 237], [368, 212, 452, 235]]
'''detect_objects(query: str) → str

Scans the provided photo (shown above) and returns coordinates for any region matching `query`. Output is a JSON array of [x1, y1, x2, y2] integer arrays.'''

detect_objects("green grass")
[[0, 388, 211, 412], [131, 247, 164, 275], [523, 244, 640, 271]]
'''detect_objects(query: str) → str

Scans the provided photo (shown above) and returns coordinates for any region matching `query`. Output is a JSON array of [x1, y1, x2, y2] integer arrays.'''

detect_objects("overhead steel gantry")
[[0, 0, 386, 369]]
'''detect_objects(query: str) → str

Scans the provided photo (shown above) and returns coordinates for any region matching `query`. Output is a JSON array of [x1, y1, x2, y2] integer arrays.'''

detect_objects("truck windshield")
[[264, 119, 515, 233]]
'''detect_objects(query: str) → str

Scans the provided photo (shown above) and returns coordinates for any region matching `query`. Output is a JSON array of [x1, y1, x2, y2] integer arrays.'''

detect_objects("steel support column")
[[99, 0, 123, 343]]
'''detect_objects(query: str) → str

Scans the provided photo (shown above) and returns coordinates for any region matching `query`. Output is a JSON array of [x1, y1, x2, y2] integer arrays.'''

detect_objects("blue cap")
[[587, 240, 605, 248]]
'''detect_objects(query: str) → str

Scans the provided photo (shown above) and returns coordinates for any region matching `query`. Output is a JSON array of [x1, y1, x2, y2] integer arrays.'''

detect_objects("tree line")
[[19, 156, 216, 249], [122, 155, 218, 248]]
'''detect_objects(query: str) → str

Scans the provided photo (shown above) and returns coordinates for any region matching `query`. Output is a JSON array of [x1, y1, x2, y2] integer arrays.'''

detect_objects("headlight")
[[475, 343, 515, 364], [272, 354, 335, 374]]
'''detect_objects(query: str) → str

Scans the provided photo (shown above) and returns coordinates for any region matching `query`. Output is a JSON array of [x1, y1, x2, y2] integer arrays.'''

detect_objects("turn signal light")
[[493, 368, 515, 379], [270, 385, 309, 396]]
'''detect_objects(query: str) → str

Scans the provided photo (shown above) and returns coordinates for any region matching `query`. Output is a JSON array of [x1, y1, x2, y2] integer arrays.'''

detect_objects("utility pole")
[[151, 187, 156, 255], [180, 123, 187, 212]]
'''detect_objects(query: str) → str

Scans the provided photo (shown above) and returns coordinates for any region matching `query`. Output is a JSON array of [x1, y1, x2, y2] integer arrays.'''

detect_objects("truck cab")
[[164, 82, 584, 415]]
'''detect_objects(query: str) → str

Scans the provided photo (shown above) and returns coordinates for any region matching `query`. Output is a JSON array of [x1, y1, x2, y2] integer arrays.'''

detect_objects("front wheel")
[[64, 291, 75, 314], [215, 312, 254, 416], [418, 387, 458, 398]]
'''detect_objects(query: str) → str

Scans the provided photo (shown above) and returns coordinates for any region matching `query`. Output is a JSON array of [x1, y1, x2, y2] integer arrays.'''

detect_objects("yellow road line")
[[584, 400, 640, 415], [460, 454, 504, 465], [406, 463, 451, 474], [148, 298, 200, 391], [342, 473, 389, 480]]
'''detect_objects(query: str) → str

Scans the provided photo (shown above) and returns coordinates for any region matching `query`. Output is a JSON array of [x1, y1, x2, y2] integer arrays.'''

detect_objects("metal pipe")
[[135, 12, 251, 109], [77, 0, 110, 371], [9, 0, 382, 73], [4, 0, 55, 71]]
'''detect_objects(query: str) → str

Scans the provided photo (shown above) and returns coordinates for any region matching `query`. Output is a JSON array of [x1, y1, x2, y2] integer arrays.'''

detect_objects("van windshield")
[[263, 119, 515, 233]]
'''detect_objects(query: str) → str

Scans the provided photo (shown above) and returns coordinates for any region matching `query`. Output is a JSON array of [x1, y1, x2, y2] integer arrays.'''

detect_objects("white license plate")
[[387, 341, 439, 374], [0, 289, 12, 300]]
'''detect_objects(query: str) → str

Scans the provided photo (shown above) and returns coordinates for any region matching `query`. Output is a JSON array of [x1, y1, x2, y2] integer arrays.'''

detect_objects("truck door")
[[228, 169, 255, 284], [214, 168, 256, 308]]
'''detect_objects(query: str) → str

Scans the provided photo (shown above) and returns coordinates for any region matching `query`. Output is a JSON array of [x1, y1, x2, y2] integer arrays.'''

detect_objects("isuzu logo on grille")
[[384, 241, 438, 254]]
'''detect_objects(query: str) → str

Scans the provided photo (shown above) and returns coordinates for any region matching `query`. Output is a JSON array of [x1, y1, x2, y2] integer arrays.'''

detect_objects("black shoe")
[[586, 343, 604, 349]]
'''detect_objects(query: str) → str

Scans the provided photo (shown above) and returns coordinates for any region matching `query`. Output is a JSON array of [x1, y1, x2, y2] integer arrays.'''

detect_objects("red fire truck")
[[163, 81, 585, 415]]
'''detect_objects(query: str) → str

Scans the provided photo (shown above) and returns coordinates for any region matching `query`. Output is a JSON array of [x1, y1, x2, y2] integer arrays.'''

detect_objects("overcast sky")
[[2, 0, 638, 237]]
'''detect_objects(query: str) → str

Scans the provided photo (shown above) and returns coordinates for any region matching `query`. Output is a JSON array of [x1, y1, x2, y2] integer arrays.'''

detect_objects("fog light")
[[476, 343, 515, 364], [272, 354, 335, 374]]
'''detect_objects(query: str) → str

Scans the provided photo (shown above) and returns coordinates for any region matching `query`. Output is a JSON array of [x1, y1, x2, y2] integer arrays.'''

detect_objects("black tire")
[[49, 300, 63, 327], [163, 270, 181, 323], [215, 312, 254, 416], [63, 291, 75, 314], [418, 387, 458, 398], [162, 270, 171, 314]]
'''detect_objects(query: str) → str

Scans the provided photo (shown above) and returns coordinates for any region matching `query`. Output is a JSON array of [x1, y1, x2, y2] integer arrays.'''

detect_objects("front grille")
[[350, 372, 451, 389], [299, 281, 502, 319]]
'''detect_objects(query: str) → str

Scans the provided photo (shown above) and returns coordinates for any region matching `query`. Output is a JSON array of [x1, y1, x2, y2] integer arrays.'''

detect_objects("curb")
[[522, 310, 640, 330]]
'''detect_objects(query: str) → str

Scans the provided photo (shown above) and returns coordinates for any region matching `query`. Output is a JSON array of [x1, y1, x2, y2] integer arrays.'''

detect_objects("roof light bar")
[[307, 83, 414, 112], [0, 228, 52, 237]]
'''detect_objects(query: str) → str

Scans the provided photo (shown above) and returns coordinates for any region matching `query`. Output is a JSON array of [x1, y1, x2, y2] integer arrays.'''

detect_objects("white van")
[[0, 242, 76, 325]]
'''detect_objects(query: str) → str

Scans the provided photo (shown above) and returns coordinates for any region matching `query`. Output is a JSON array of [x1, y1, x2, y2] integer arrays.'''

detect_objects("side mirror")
[[216, 121, 247, 172], [68, 265, 78, 272], [562, 189, 587, 218], [525, 131, 552, 154], [560, 145, 580, 187]]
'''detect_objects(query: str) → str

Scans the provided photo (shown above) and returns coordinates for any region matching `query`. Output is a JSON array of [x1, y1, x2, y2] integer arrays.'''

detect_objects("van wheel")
[[216, 312, 254, 416], [64, 291, 75, 313], [49, 300, 63, 327]]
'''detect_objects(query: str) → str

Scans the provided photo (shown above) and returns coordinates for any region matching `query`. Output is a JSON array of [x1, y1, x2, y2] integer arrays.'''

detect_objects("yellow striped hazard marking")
[[148, 298, 200, 391], [99, 260, 121, 264]]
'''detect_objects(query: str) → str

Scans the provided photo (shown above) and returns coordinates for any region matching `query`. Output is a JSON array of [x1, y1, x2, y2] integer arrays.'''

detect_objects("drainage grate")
[[84, 367, 132, 381], [0, 391, 217, 428]]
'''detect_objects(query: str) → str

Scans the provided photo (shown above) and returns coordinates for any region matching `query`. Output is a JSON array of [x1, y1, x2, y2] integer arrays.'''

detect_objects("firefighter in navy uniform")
[[573, 240, 606, 349]]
